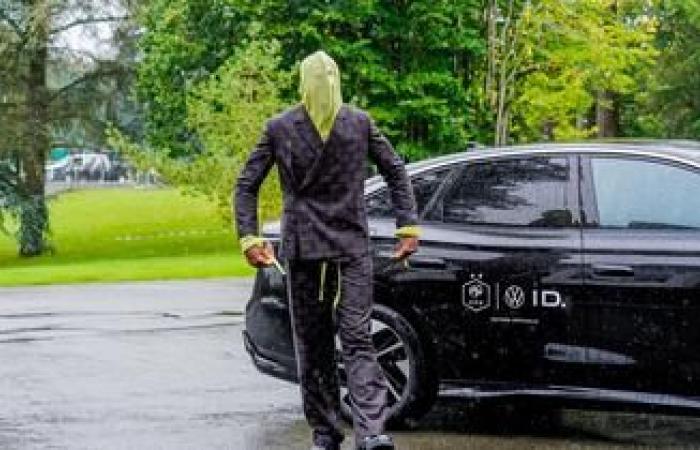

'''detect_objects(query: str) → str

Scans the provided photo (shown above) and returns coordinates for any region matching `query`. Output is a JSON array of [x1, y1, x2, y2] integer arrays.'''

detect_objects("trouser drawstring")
[[318, 261, 342, 308], [318, 262, 328, 303], [333, 262, 342, 309]]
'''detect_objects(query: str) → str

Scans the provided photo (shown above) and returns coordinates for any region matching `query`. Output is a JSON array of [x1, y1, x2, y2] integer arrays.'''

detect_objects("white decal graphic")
[[541, 290, 563, 308], [490, 317, 540, 325], [462, 276, 565, 312], [532, 288, 564, 308], [462, 274, 491, 312], [503, 285, 526, 309]]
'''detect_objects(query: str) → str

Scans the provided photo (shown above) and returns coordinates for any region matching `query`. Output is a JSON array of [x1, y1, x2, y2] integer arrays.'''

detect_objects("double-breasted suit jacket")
[[235, 104, 417, 261]]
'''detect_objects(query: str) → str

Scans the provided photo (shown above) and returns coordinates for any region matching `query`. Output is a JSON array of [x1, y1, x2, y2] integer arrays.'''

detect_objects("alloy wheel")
[[336, 317, 412, 416]]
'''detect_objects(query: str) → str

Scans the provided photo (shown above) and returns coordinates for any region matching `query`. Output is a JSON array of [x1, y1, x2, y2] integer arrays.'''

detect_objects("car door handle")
[[591, 264, 635, 278], [408, 256, 448, 270], [375, 250, 447, 270]]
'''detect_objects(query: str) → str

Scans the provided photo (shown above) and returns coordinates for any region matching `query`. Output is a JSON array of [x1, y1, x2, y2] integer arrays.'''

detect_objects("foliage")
[[135, 0, 698, 156], [135, 0, 487, 161], [0, 156, 22, 236], [650, 0, 700, 138], [111, 37, 287, 225], [135, 0, 252, 157], [184, 39, 286, 223], [261, 0, 487, 158], [484, 0, 658, 144]]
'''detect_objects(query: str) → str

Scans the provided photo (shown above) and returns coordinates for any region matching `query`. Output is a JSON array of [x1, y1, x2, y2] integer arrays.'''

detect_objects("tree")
[[130, 0, 697, 191], [651, 0, 700, 138], [484, 0, 657, 145], [483, 0, 531, 146], [259, 0, 487, 159], [135, 0, 253, 158], [135, 0, 487, 163], [0, 0, 135, 256], [110, 37, 287, 225]]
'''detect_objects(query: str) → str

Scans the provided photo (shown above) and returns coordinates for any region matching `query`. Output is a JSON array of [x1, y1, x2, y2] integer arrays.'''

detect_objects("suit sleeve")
[[366, 117, 419, 230], [234, 122, 276, 239]]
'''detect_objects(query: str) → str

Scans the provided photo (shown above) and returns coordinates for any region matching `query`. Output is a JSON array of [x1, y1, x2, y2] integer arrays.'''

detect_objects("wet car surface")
[[1, 280, 699, 449]]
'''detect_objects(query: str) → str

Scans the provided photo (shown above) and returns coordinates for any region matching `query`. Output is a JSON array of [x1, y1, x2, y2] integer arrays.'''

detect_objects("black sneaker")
[[311, 445, 339, 450], [356, 434, 395, 450], [311, 436, 342, 450]]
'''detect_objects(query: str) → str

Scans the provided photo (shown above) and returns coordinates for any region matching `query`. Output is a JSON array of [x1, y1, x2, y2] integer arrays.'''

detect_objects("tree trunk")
[[596, 90, 619, 138], [19, 0, 49, 257], [485, 0, 497, 109], [494, 0, 514, 147]]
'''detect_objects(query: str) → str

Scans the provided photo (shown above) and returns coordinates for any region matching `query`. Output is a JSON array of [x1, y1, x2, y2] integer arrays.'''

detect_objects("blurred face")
[[299, 51, 341, 110]]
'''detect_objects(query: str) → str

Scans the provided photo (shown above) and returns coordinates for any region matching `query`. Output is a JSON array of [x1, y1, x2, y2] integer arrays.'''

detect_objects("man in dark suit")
[[235, 50, 420, 450]]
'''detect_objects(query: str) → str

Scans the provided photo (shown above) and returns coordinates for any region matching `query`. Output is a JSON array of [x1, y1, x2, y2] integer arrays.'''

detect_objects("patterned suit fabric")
[[235, 104, 418, 260]]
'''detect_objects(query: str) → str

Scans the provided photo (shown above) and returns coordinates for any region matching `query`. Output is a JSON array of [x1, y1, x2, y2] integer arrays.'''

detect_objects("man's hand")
[[393, 236, 419, 260], [245, 241, 275, 268]]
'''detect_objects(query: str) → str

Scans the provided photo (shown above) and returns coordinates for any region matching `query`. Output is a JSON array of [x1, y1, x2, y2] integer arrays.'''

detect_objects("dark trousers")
[[287, 254, 389, 445]]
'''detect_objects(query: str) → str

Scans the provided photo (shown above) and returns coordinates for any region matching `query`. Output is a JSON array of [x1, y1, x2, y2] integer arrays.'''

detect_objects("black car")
[[243, 141, 700, 425]]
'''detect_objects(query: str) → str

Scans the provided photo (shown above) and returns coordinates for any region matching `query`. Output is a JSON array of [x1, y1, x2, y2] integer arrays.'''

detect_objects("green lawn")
[[0, 188, 255, 286]]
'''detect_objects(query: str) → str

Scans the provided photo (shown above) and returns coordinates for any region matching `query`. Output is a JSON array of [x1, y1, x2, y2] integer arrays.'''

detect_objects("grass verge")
[[0, 188, 255, 286], [0, 253, 253, 286]]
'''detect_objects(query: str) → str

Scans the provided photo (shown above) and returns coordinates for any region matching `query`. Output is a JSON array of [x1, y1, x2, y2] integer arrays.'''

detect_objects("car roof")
[[266, 140, 700, 236], [366, 140, 700, 189]]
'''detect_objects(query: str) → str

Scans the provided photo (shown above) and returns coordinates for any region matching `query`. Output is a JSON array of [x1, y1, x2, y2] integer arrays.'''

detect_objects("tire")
[[336, 304, 438, 428]]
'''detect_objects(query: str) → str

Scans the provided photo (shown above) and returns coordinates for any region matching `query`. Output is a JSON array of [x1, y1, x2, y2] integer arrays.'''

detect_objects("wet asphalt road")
[[1, 279, 699, 450]]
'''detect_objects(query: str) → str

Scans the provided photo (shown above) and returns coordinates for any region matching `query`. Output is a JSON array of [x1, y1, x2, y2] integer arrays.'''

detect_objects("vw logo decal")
[[503, 285, 526, 309]]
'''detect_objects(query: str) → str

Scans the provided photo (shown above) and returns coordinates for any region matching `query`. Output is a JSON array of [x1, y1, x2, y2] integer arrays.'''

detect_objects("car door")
[[366, 163, 458, 277], [365, 163, 464, 392], [373, 154, 586, 385], [577, 153, 700, 396]]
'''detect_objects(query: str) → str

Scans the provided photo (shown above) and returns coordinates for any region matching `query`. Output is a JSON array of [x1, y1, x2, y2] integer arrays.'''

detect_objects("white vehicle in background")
[[46, 151, 126, 182], [45, 154, 77, 182]]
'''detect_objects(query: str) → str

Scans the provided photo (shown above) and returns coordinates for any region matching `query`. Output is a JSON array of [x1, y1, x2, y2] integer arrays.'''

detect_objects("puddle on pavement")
[[0, 309, 244, 343]]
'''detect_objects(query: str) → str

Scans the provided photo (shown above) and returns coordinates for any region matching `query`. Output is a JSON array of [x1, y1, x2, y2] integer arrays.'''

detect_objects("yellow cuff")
[[240, 235, 266, 253], [395, 225, 422, 238]]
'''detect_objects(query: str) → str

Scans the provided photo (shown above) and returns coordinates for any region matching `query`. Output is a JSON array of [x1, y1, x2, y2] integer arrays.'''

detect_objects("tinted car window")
[[428, 156, 574, 227], [365, 190, 393, 218], [366, 166, 453, 218], [591, 157, 700, 229]]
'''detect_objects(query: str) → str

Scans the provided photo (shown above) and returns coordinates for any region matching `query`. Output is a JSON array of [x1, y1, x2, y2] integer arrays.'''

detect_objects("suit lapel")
[[294, 105, 324, 156], [274, 110, 298, 189], [299, 105, 348, 191]]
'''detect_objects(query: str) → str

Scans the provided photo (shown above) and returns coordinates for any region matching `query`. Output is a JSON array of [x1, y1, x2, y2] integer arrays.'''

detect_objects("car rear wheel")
[[336, 304, 437, 428]]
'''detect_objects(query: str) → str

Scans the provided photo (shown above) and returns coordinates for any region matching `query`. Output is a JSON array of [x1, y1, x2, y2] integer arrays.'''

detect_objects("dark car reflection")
[[243, 141, 700, 426]]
